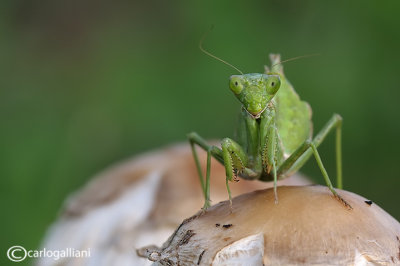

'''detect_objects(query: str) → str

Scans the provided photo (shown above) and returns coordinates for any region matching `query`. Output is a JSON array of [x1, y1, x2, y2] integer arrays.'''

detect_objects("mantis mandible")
[[188, 46, 351, 210]]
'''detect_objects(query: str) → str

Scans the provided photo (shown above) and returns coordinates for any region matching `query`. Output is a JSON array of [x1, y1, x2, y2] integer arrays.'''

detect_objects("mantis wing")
[[267, 54, 312, 158]]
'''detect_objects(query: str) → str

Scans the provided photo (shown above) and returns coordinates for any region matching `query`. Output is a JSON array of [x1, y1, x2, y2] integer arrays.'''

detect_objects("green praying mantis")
[[188, 44, 352, 210]]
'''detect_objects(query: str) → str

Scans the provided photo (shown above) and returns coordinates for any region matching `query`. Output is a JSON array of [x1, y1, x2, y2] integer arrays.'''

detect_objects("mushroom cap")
[[38, 143, 311, 266], [142, 186, 400, 265]]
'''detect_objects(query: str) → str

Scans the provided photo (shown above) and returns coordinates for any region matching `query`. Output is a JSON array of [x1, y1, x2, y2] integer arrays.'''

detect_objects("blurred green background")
[[1, 0, 400, 264]]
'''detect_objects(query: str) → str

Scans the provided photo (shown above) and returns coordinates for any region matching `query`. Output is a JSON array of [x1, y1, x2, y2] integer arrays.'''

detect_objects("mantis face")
[[229, 73, 281, 119]]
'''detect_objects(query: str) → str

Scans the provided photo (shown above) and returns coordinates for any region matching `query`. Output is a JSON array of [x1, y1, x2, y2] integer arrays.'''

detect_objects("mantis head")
[[229, 73, 281, 119]]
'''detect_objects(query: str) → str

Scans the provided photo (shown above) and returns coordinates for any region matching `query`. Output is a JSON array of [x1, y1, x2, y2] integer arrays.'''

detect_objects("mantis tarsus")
[[188, 52, 351, 210]]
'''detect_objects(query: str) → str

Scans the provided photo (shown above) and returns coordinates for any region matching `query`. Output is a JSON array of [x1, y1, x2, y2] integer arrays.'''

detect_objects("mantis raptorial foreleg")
[[260, 106, 280, 203], [188, 132, 256, 208], [221, 137, 249, 205]]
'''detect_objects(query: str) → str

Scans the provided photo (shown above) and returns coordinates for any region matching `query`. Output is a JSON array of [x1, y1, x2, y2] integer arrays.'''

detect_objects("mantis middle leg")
[[278, 114, 343, 187], [188, 132, 222, 209], [277, 114, 351, 208]]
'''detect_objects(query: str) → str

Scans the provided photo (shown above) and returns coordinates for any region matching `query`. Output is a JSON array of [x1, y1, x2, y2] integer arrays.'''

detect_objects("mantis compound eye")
[[266, 75, 281, 95], [229, 76, 244, 94]]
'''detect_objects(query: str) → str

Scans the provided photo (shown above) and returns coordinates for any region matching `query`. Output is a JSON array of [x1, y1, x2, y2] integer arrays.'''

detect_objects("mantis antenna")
[[199, 27, 244, 75], [271, 53, 321, 68]]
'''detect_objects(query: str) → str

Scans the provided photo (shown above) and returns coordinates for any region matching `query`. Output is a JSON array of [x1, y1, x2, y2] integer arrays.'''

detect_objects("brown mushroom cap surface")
[[142, 186, 400, 265], [38, 143, 311, 266]]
